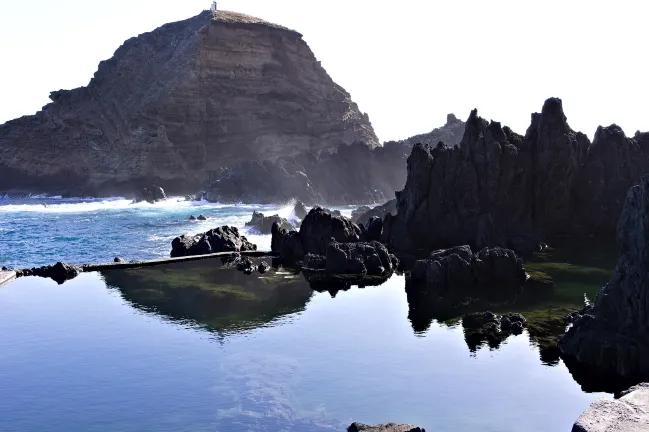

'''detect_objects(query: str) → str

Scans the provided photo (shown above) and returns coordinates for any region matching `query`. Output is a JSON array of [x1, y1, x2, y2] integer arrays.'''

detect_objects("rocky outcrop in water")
[[0, 10, 377, 197], [348, 423, 425, 432], [572, 383, 649, 432], [245, 211, 294, 234], [462, 311, 527, 351], [205, 115, 466, 205], [134, 186, 167, 203], [302, 241, 397, 276], [170, 225, 257, 257], [271, 207, 362, 264], [18, 262, 81, 285], [384, 98, 649, 255], [560, 175, 649, 384], [408, 246, 526, 301]]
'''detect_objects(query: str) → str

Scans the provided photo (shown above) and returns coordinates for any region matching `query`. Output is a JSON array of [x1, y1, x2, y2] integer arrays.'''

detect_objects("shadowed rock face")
[[205, 115, 466, 205], [384, 98, 649, 255], [0, 10, 377, 197], [560, 175, 649, 387]]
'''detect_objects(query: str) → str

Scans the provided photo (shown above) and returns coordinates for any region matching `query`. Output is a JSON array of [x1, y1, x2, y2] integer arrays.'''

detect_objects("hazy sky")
[[1, 0, 647, 141]]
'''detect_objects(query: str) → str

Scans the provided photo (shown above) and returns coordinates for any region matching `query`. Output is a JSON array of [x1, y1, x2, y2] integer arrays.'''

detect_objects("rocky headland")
[[383, 98, 649, 256], [0, 10, 377, 198]]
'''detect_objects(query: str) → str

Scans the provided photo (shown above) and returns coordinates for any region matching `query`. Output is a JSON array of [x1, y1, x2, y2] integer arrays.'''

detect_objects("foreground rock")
[[409, 246, 526, 301], [572, 383, 649, 432], [560, 175, 649, 384], [245, 211, 293, 234], [383, 98, 649, 256], [303, 241, 397, 276], [0, 11, 377, 197], [348, 422, 424, 432], [272, 207, 361, 264], [134, 186, 167, 203], [170, 226, 257, 258], [18, 262, 81, 285]]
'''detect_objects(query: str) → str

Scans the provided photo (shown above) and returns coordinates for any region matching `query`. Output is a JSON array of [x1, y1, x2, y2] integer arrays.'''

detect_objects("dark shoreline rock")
[[170, 226, 257, 258], [134, 186, 167, 204], [560, 175, 649, 387], [245, 211, 293, 235], [293, 201, 308, 220], [352, 199, 397, 227], [348, 422, 424, 432], [17, 262, 81, 285]]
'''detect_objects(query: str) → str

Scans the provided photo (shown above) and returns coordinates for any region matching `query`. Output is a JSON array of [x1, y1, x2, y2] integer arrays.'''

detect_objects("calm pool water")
[[0, 258, 609, 432]]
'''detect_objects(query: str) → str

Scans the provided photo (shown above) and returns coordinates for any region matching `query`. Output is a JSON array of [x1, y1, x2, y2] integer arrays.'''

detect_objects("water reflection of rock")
[[101, 257, 314, 334]]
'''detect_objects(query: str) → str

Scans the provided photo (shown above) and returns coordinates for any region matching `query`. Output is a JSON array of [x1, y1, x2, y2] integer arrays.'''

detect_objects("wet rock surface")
[[245, 211, 294, 235], [134, 186, 167, 204], [18, 262, 81, 285], [170, 226, 257, 258], [303, 241, 397, 276], [560, 175, 649, 385]]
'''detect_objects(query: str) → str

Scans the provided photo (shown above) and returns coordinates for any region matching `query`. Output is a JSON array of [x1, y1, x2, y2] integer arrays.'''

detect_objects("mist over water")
[[0, 196, 351, 268]]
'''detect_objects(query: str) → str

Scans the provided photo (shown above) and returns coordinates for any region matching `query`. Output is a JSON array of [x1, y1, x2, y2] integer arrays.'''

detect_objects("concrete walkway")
[[0, 271, 16, 287]]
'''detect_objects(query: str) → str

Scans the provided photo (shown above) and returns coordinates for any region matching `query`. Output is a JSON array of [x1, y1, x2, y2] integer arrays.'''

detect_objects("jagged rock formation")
[[170, 225, 256, 257], [352, 199, 397, 226], [245, 211, 294, 234], [302, 241, 397, 276], [271, 207, 361, 264], [384, 98, 649, 255], [205, 115, 466, 204], [0, 10, 377, 196], [134, 186, 167, 203], [560, 175, 649, 384]]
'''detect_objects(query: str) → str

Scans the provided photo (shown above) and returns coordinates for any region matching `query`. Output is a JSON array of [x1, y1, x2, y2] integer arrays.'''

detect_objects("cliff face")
[[0, 10, 378, 196], [205, 113, 466, 205], [384, 98, 649, 255]]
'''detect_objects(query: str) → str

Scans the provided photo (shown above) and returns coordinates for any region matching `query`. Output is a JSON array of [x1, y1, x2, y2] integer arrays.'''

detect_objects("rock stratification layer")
[[0, 10, 377, 196], [384, 98, 649, 255]]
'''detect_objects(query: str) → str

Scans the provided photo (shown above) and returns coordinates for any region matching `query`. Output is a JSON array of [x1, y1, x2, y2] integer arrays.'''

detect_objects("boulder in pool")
[[170, 226, 257, 258], [29, 262, 81, 285]]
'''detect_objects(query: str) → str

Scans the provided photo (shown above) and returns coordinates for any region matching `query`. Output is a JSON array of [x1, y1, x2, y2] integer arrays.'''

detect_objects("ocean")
[[0, 196, 352, 269]]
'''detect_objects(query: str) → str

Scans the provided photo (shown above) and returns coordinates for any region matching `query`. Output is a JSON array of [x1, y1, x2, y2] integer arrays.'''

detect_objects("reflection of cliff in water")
[[101, 257, 314, 334]]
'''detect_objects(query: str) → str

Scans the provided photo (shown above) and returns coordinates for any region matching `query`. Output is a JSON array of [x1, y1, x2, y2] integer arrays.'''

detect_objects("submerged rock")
[[170, 226, 257, 258], [560, 175, 649, 384], [236, 257, 255, 275], [134, 186, 167, 204], [114, 257, 126, 263], [348, 422, 424, 432], [245, 211, 293, 235], [572, 383, 649, 432]]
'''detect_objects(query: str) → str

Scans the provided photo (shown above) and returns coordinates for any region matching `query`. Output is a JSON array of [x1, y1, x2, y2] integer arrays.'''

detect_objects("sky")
[[0, 0, 647, 142]]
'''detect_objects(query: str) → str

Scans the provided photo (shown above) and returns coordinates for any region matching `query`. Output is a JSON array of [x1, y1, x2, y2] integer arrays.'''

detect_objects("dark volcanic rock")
[[320, 241, 396, 276], [257, 261, 270, 274], [245, 211, 293, 234], [236, 257, 255, 275], [384, 98, 649, 255], [408, 246, 526, 301], [299, 207, 361, 256], [189, 215, 197, 221], [114, 257, 126, 263], [197, 214, 207, 220], [462, 311, 527, 351], [352, 199, 397, 227], [271, 222, 305, 265], [29, 262, 81, 285], [134, 186, 167, 203], [360, 216, 383, 242], [293, 201, 308, 220], [348, 422, 425, 432], [560, 175, 649, 384], [0, 11, 377, 197], [170, 226, 256, 257]]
